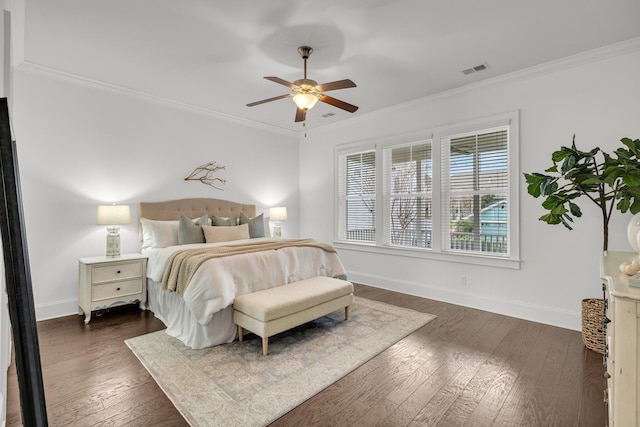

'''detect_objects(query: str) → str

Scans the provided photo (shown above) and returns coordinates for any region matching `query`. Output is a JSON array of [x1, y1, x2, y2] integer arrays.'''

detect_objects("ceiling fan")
[[247, 46, 358, 123]]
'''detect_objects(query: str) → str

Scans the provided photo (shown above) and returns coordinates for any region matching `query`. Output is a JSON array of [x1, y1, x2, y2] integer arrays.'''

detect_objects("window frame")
[[382, 138, 434, 249], [441, 126, 510, 257], [334, 111, 520, 269]]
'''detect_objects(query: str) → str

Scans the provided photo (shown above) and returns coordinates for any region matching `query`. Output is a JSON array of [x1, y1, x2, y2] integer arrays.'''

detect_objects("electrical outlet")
[[460, 275, 467, 286]]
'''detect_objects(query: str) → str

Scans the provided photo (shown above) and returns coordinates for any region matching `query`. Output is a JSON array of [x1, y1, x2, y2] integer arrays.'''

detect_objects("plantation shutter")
[[337, 149, 376, 242], [442, 127, 509, 255], [383, 140, 432, 248]]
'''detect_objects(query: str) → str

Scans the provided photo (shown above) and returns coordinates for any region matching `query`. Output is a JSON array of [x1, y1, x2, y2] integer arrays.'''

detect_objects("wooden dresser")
[[600, 251, 640, 426]]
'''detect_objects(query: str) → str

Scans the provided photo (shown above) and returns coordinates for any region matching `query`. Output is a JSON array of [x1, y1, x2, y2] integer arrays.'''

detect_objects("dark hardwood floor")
[[6, 284, 605, 426]]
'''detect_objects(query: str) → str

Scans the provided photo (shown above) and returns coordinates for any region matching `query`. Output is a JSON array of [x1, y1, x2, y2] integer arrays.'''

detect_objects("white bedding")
[[143, 237, 347, 348]]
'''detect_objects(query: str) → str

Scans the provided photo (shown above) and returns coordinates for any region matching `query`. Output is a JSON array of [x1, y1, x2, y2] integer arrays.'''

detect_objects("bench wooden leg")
[[238, 325, 244, 342], [262, 337, 269, 356], [345, 306, 349, 321]]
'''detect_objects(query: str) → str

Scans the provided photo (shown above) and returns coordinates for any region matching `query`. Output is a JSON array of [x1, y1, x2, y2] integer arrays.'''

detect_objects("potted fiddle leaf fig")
[[524, 136, 640, 354], [524, 136, 640, 252]]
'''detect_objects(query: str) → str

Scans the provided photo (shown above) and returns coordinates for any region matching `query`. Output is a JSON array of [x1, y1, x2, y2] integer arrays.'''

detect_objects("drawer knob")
[[116, 287, 121, 291], [117, 270, 121, 274]]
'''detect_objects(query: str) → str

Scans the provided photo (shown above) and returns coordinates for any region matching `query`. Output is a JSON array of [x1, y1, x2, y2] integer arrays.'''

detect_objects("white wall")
[[12, 65, 300, 320], [300, 41, 640, 330], [10, 35, 640, 333]]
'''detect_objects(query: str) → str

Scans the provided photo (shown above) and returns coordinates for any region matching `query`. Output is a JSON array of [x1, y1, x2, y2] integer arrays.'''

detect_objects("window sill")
[[333, 241, 521, 270]]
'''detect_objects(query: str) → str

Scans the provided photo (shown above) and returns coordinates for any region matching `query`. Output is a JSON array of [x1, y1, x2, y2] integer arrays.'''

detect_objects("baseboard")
[[35, 276, 581, 330], [34, 298, 78, 322], [348, 271, 581, 331]]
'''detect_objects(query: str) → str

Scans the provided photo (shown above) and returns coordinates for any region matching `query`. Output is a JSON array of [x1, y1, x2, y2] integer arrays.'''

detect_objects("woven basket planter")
[[581, 298, 605, 354]]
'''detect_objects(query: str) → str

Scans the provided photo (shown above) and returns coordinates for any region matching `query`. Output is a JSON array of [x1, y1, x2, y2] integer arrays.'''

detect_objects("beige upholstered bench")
[[233, 276, 354, 355]]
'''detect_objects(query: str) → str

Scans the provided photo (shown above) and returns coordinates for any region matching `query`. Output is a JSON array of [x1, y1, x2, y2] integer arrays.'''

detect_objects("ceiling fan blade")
[[295, 108, 306, 122], [264, 76, 299, 89], [246, 94, 292, 107], [316, 79, 357, 92], [318, 94, 359, 113]]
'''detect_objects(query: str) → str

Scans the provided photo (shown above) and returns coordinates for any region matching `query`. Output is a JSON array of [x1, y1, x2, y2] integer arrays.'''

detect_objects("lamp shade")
[[292, 93, 318, 110], [269, 206, 288, 221], [96, 205, 131, 225]]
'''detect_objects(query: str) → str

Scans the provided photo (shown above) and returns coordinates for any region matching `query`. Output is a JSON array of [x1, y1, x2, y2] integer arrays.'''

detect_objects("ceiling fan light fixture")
[[293, 93, 318, 110]]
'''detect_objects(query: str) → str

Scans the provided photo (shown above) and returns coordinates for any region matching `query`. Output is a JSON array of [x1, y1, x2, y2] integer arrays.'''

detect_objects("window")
[[383, 140, 432, 248], [335, 112, 519, 266], [442, 128, 509, 255], [337, 149, 376, 243]]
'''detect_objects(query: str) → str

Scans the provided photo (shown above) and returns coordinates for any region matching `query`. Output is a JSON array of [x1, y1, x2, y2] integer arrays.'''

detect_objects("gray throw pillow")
[[178, 214, 208, 244], [211, 215, 237, 226], [239, 212, 265, 238]]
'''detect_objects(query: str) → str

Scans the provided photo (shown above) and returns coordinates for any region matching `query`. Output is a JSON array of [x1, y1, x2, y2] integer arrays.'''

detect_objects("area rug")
[[125, 296, 436, 427]]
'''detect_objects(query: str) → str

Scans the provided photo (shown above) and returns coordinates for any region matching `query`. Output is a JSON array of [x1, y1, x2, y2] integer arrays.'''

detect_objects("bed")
[[139, 198, 347, 349]]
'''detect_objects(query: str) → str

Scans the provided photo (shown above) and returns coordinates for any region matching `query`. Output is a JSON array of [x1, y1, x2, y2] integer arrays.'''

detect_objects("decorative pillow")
[[210, 215, 237, 226], [140, 218, 179, 248], [239, 212, 265, 238], [202, 223, 250, 243], [263, 216, 271, 238], [178, 214, 209, 245]]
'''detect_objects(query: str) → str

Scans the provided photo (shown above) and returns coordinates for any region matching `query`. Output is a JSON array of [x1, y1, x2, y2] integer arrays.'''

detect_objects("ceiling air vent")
[[322, 112, 335, 118], [462, 62, 490, 75]]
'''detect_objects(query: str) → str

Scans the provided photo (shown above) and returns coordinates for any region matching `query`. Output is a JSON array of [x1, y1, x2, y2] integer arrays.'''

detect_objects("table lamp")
[[96, 204, 131, 257]]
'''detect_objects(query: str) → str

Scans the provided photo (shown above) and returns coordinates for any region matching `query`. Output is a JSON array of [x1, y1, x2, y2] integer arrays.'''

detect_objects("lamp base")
[[273, 222, 282, 238], [106, 226, 121, 257]]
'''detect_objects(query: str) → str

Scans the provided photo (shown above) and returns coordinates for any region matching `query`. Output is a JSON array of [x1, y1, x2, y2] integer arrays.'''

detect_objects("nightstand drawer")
[[92, 279, 142, 301], [92, 262, 142, 283]]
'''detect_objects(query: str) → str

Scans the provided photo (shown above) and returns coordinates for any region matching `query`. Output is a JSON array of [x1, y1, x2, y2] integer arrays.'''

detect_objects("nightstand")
[[78, 253, 148, 324]]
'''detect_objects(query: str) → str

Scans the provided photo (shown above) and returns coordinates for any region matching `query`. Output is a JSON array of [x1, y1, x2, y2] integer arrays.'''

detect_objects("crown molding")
[[17, 61, 298, 137], [305, 36, 640, 137], [17, 35, 640, 141]]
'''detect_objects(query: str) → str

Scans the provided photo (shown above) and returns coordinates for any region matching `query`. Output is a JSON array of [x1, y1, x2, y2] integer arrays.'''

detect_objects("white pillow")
[[202, 223, 250, 243], [140, 218, 179, 248]]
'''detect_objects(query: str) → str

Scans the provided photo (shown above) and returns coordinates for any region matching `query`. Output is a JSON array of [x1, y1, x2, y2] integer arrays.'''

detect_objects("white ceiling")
[[23, 0, 640, 133]]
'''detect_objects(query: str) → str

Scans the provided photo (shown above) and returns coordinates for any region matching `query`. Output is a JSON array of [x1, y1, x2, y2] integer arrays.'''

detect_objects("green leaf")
[[617, 197, 631, 213], [578, 177, 602, 185], [569, 202, 582, 217], [542, 180, 559, 196], [623, 173, 640, 187], [539, 213, 562, 225], [550, 205, 568, 215], [622, 137, 638, 156], [545, 165, 558, 173], [542, 195, 564, 210], [551, 150, 568, 163], [561, 155, 576, 174], [524, 173, 543, 197], [615, 148, 632, 160], [560, 216, 574, 230]]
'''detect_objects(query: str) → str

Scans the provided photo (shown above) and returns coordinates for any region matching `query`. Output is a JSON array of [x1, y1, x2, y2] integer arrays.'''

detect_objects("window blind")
[[442, 128, 509, 255], [337, 150, 376, 242], [383, 140, 432, 248]]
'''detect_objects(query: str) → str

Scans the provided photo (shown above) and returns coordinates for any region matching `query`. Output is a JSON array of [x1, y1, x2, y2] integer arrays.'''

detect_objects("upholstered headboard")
[[139, 198, 256, 239]]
